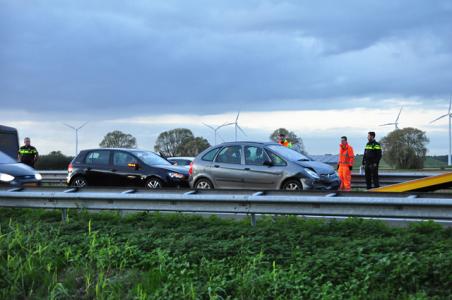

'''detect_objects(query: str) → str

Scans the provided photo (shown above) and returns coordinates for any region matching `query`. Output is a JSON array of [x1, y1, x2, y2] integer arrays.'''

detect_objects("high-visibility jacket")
[[18, 145, 38, 166], [338, 143, 354, 166], [279, 139, 293, 148], [362, 140, 382, 165]]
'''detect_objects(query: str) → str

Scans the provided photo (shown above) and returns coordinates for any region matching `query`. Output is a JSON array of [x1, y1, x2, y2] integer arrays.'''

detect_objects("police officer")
[[362, 132, 382, 189], [18, 137, 39, 168]]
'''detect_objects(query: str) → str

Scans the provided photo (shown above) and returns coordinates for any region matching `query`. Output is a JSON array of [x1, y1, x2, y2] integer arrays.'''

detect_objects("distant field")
[[0, 209, 451, 299]]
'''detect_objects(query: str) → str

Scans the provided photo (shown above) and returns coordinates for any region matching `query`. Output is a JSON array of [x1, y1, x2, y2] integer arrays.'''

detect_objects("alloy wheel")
[[196, 180, 212, 189]]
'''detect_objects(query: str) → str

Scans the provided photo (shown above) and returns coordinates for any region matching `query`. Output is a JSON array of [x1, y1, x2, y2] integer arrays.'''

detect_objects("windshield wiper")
[[298, 159, 310, 162]]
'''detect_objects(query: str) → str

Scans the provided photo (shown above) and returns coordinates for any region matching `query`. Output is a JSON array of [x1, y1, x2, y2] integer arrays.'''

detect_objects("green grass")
[[0, 209, 451, 299]]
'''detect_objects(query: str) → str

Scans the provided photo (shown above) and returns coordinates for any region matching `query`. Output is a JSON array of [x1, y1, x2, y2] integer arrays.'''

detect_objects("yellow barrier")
[[371, 172, 452, 192]]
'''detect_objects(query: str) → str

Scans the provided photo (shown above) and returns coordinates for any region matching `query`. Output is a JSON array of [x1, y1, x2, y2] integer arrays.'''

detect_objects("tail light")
[[68, 163, 73, 173], [188, 162, 193, 176]]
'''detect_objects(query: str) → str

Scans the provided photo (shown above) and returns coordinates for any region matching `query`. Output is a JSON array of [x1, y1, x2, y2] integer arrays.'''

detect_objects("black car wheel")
[[71, 176, 88, 188], [282, 179, 302, 191], [195, 178, 213, 189], [146, 177, 163, 189]]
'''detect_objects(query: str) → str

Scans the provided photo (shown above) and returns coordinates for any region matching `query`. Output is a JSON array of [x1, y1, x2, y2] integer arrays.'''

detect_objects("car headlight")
[[0, 173, 15, 182], [168, 172, 185, 179], [305, 168, 320, 179], [35, 173, 42, 180]]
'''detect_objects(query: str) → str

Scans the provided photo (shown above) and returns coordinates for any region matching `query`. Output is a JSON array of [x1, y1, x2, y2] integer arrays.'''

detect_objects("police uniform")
[[362, 140, 382, 189], [18, 145, 38, 168]]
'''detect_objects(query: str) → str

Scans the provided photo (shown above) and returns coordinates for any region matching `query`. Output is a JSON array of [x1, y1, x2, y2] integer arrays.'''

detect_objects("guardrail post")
[[251, 213, 256, 226], [61, 208, 68, 223]]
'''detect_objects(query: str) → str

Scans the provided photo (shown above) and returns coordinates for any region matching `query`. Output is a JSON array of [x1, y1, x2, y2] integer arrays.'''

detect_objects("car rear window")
[[202, 148, 220, 161], [85, 150, 110, 165]]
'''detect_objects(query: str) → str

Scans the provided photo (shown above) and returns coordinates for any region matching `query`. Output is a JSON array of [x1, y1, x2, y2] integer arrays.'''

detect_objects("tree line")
[[35, 127, 430, 170]]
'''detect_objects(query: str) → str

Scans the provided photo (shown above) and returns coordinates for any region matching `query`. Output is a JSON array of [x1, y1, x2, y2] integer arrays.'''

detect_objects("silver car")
[[189, 142, 340, 190]]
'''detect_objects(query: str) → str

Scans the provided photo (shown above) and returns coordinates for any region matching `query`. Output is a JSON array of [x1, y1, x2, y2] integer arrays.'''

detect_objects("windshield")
[[267, 145, 311, 162], [133, 151, 172, 166], [0, 151, 16, 164]]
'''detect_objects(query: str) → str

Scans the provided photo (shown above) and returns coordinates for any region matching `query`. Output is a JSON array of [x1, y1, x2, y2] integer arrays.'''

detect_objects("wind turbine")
[[430, 97, 452, 166], [203, 122, 233, 145], [63, 122, 88, 156], [380, 106, 403, 130], [232, 112, 247, 141]]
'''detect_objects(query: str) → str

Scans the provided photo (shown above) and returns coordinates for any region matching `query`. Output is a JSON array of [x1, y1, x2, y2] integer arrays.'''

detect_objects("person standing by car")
[[337, 136, 354, 191], [277, 133, 293, 148], [362, 131, 382, 189], [18, 137, 39, 168]]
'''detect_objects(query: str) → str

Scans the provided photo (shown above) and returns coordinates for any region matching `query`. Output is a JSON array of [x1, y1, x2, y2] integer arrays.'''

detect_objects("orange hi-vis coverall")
[[338, 143, 355, 191]]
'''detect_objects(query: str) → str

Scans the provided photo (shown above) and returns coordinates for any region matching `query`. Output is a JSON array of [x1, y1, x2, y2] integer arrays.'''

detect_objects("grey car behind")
[[189, 142, 340, 190]]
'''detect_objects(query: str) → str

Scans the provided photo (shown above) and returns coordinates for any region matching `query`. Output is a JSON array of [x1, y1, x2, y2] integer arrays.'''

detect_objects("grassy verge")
[[0, 209, 451, 299]]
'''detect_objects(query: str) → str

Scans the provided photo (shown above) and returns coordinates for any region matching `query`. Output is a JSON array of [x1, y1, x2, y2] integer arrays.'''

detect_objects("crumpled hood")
[[295, 160, 335, 175], [0, 163, 36, 176], [154, 165, 190, 176]]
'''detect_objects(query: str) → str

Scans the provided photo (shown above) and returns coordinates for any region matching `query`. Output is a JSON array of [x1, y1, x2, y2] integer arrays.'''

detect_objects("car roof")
[[79, 148, 155, 153], [167, 157, 194, 160], [212, 141, 281, 147]]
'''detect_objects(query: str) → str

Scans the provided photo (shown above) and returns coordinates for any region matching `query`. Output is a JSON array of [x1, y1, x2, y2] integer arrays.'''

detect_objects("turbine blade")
[[202, 123, 215, 131], [218, 122, 234, 129], [430, 114, 449, 124], [379, 123, 394, 126], [395, 106, 403, 122], [235, 111, 240, 122], [63, 123, 76, 130], [77, 121, 88, 130], [237, 125, 247, 136], [217, 132, 225, 142]]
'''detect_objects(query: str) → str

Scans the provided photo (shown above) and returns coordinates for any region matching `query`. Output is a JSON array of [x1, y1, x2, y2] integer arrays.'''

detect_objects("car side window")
[[85, 150, 110, 165], [215, 146, 242, 164], [202, 148, 220, 161], [266, 150, 287, 166], [113, 152, 137, 167], [244, 146, 267, 165]]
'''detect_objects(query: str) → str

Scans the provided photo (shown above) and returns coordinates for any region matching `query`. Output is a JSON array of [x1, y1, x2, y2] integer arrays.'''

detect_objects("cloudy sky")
[[1, 0, 452, 156]]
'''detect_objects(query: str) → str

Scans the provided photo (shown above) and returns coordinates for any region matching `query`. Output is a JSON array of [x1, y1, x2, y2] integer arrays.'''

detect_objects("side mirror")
[[170, 161, 177, 165], [128, 163, 139, 170], [263, 159, 273, 167]]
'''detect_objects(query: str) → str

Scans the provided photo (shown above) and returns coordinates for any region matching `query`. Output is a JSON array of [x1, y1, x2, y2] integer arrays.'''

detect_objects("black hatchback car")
[[0, 150, 42, 186], [67, 148, 189, 189]]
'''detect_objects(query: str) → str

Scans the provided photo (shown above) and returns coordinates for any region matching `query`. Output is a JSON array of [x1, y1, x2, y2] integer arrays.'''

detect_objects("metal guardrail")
[[37, 170, 429, 188], [1, 187, 451, 225]]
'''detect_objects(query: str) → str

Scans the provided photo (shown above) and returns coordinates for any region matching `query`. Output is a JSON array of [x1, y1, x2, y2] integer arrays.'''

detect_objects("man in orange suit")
[[337, 136, 355, 191]]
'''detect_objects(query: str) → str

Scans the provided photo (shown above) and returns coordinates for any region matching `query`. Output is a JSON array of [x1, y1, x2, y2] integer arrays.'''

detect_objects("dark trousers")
[[365, 163, 379, 189]]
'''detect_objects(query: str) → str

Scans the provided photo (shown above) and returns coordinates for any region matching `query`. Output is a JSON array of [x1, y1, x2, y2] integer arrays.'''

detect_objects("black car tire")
[[281, 179, 303, 191], [145, 177, 163, 189], [70, 176, 88, 188], [194, 178, 214, 190]]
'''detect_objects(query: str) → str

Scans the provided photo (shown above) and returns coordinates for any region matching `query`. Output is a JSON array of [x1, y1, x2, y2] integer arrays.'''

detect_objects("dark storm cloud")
[[1, 0, 452, 117]]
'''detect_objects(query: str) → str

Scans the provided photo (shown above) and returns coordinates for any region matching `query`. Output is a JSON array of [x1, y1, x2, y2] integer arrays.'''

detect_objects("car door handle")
[[244, 168, 250, 171], [214, 165, 220, 168], [111, 169, 117, 172]]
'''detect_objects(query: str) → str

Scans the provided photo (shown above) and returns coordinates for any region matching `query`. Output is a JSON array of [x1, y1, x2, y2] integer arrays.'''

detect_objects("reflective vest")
[[338, 144, 355, 166], [279, 139, 293, 148], [363, 140, 382, 165]]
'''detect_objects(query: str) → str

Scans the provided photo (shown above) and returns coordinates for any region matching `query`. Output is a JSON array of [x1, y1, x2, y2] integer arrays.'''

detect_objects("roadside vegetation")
[[0, 209, 451, 299]]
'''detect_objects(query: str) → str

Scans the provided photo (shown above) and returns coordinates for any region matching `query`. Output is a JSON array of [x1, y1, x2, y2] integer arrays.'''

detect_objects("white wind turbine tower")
[[63, 122, 88, 156], [232, 112, 247, 141], [203, 122, 234, 145], [380, 106, 403, 130], [430, 97, 452, 166]]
